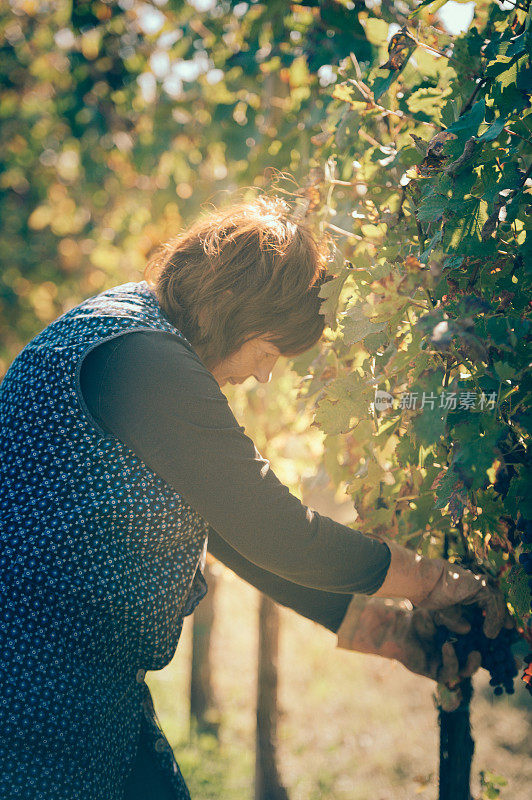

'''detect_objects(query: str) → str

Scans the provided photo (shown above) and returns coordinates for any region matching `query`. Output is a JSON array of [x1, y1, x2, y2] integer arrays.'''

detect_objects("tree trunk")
[[255, 594, 290, 800], [190, 560, 220, 737], [438, 678, 474, 800]]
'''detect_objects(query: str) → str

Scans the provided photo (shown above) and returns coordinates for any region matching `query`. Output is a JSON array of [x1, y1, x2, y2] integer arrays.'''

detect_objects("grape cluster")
[[492, 462, 515, 499], [435, 605, 519, 696], [517, 516, 532, 559], [517, 515, 532, 695]]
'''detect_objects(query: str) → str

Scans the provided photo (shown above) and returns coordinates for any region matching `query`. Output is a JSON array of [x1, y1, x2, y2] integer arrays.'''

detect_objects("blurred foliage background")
[[0, 0, 461, 369]]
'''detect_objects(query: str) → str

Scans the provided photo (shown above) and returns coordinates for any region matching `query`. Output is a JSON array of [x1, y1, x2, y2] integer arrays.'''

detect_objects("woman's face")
[[211, 336, 282, 387]]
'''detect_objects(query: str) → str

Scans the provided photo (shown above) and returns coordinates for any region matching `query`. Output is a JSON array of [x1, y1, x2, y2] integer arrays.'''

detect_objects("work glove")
[[371, 539, 512, 639], [335, 594, 482, 689]]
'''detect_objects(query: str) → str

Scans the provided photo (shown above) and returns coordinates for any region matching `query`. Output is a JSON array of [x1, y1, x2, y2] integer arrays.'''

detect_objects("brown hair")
[[144, 195, 333, 370]]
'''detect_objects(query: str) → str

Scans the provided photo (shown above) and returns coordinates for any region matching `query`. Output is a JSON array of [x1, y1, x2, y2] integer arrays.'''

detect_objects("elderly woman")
[[0, 196, 507, 800]]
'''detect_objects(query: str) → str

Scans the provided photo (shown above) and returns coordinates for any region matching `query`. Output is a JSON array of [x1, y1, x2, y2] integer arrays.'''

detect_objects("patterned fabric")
[[0, 281, 210, 800]]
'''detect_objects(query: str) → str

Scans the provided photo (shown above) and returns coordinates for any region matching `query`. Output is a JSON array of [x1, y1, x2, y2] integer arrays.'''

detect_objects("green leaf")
[[442, 197, 489, 255], [494, 361, 515, 381], [443, 256, 464, 270], [407, 87, 445, 118], [440, 98, 460, 128], [314, 373, 371, 435], [478, 115, 507, 142], [505, 464, 532, 518], [420, 229, 442, 262], [318, 268, 350, 327], [372, 71, 398, 103], [433, 468, 462, 510], [314, 396, 355, 435], [506, 32, 527, 58], [501, 565, 531, 620], [489, 54, 532, 116], [340, 304, 386, 346], [517, 67, 532, 93], [446, 99, 485, 139], [453, 430, 500, 491], [408, 373, 449, 448], [416, 193, 446, 223]]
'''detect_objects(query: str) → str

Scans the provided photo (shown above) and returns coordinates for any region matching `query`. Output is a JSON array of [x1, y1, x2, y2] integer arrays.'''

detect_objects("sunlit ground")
[[148, 568, 532, 800]]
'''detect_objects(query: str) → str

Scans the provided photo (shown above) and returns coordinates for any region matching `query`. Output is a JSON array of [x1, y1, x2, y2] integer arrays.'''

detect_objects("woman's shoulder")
[[83, 328, 202, 375], [108, 328, 202, 363], [81, 328, 223, 414]]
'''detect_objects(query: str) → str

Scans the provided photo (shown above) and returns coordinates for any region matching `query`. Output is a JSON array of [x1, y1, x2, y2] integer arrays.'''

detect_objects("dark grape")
[[503, 516, 519, 548], [493, 464, 514, 498], [517, 516, 532, 547], [434, 606, 519, 696], [519, 552, 532, 571]]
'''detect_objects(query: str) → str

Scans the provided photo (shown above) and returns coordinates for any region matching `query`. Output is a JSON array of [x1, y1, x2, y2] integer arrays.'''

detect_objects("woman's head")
[[144, 195, 332, 379]]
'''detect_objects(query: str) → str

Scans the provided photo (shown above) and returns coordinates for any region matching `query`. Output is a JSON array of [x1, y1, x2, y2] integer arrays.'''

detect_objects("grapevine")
[[435, 606, 520, 696], [517, 515, 532, 694], [291, 0, 532, 705]]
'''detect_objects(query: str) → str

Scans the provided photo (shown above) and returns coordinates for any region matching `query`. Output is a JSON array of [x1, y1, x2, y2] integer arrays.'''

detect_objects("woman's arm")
[[206, 525, 353, 633], [80, 329, 391, 595], [80, 329, 510, 639]]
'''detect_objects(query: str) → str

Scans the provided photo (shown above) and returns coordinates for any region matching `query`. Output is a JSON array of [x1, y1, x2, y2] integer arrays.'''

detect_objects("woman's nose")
[[253, 354, 279, 383], [254, 368, 272, 384]]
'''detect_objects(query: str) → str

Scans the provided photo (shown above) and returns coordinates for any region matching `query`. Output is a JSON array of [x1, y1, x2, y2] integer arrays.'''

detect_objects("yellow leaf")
[[332, 84, 356, 106]]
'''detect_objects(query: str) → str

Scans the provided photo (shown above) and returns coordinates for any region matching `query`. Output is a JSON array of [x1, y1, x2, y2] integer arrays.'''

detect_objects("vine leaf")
[[416, 193, 446, 224], [318, 268, 350, 327], [442, 197, 489, 255], [501, 565, 531, 621], [446, 98, 486, 140], [415, 130, 457, 177], [372, 27, 416, 102], [380, 27, 416, 71], [412, 404, 449, 448], [478, 115, 506, 142], [314, 374, 371, 435], [490, 55, 532, 116], [410, 133, 429, 156], [407, 86, 445, 118], [314, 396, 355, 435], [432, 469, 473, 524], [340, 303, 386, 345]]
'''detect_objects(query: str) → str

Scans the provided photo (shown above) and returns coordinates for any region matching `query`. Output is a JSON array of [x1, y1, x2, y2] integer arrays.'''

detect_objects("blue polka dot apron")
[[0, 281, 210, 799]]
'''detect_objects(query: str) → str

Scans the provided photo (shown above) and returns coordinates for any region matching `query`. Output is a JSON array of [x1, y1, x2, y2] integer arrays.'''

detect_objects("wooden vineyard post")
[[190, 558, 220, 737], [438, 678, 474, 800], [255, 594, 290, 800]]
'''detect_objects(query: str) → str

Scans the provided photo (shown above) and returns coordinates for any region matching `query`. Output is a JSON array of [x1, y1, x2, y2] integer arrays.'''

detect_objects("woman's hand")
[[371, 539, 512, 639], [336, 595, 482, 687]]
